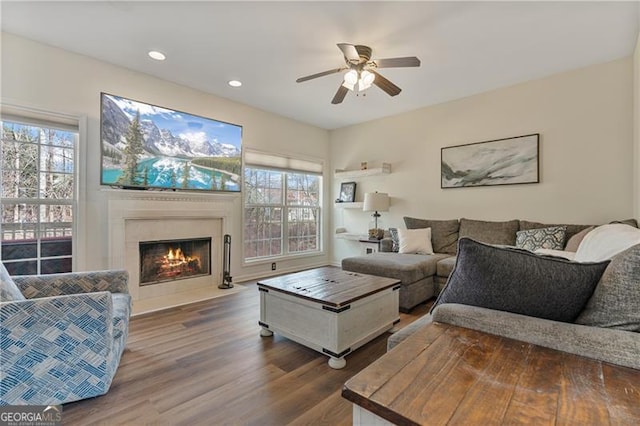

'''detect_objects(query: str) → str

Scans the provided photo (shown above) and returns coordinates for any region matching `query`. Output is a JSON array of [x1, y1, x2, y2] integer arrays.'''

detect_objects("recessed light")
[[228, 80, 242, 87], [148, 50, 166, 61]]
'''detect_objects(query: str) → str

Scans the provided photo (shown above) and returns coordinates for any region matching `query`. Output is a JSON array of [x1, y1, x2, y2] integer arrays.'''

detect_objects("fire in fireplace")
[[139, 237, 211, 285]]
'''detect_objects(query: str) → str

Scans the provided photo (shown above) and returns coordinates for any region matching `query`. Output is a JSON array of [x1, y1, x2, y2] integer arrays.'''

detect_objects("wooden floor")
[[63, 279, 432, 425]]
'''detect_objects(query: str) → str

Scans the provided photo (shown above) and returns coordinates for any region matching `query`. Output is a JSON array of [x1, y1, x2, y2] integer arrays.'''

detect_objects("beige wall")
[[1, 32, 331, 281], [330, 58, 634, 263], [634, 30, 640, 221]]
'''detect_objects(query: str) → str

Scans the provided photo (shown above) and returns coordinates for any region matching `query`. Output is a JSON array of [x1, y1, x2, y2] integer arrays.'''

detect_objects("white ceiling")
[[1, 1, 638, 130]]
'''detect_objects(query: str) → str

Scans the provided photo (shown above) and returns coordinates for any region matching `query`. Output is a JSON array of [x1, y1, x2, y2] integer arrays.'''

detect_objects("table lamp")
[[363, 192, 390, 240]]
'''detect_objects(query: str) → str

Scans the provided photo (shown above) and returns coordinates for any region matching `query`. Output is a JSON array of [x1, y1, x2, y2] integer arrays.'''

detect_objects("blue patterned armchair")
[[0, 263, 131, 405]]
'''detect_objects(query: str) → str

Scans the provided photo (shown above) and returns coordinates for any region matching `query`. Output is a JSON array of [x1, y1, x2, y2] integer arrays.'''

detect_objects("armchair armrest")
[[0, 292, 115, 404], [13, 270, 129, 299]]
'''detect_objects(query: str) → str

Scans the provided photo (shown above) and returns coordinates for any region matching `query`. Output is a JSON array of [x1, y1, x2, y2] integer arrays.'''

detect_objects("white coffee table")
[[258, 267, 400, 369]]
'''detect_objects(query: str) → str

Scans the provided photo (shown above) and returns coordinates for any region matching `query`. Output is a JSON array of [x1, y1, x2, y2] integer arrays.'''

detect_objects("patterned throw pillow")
[[389, 228, 399, 252], [515, 226, 566, 251]]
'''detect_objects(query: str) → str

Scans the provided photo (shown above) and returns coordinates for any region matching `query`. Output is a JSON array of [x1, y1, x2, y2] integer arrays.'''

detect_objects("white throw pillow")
[[398, 228, 434, 255], [574, 224, 640, 262]]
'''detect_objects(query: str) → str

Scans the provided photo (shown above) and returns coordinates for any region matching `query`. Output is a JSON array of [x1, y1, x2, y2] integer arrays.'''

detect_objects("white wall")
[[330, 58, 634, 263], [1, 32, 331, 281]]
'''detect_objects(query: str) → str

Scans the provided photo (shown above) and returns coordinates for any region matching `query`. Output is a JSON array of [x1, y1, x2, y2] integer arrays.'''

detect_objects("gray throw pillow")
[[403, 217, 459, 254], [459, 218, 519, 246], [515, 226, 566, 251], [1, 262, 25, 302], [575, 244, 640, 331], [388, 228, 399, 253], [432, 238, 609, 323], [610, 218, 639, 228]]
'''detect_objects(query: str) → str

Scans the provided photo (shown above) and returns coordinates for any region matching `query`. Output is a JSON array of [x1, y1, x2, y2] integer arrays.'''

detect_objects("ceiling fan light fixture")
[[358, 70, 375, 91], [343, 70, 358, 86]]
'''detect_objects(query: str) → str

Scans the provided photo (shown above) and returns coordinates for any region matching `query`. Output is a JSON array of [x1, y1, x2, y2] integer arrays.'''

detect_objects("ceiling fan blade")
[[296, 67, 346, 83], [371, 70, 401, 97], [337, 43, 359, 62], [373, 56, 421, 68], [331, 85, 349, 104]]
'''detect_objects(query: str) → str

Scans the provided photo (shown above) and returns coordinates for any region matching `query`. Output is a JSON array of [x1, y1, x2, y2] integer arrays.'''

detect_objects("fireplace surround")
[[108, 193, 234, 304]]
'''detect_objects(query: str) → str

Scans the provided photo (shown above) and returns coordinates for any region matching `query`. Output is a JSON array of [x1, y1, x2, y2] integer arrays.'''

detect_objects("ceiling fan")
[[296, 43, 421, 104]]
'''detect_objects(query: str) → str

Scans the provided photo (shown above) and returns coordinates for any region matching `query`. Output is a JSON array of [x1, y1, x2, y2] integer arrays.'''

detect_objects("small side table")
[[358, 239, 381, 255]]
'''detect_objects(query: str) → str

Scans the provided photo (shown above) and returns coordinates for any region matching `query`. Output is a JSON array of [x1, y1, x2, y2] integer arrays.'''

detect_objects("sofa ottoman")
[[342, 252, 451, 312]]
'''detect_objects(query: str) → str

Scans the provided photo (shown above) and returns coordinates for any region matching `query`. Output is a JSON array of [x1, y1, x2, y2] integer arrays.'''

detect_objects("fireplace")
[[139, 237, 211, 285]]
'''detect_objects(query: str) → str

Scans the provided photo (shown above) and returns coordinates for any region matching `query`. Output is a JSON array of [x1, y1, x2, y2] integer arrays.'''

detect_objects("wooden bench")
[[343, 322, 640, 425]]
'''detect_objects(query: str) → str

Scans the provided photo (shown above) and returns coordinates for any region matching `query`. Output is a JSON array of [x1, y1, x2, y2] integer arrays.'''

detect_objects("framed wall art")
[[441, 133, 539, 188], [338, 182, 357, 202]]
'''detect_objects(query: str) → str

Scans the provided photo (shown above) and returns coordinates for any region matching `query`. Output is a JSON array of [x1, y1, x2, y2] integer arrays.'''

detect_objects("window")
[[1, 118, 77, 275], [243, 153, 322, 261]]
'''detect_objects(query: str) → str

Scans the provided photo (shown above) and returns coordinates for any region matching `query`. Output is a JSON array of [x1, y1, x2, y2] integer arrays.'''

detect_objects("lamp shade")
[[363, 192, 389, 212]]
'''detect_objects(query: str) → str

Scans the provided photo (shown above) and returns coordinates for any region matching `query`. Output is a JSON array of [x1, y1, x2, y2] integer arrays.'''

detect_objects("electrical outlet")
[[271, 262, 276, 271]]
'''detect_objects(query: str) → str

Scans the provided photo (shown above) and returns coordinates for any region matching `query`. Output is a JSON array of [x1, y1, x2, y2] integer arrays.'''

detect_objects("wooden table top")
[[257, 267, 400, 307], [342, 322, 640, 425]]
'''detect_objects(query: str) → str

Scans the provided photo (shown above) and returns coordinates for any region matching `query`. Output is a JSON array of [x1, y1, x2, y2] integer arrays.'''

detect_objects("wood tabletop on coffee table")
[[342, 322, 640, 426], [257, 267, 400, 307]]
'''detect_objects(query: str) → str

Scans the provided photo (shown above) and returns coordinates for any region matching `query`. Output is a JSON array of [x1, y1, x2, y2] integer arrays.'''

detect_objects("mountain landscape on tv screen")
[[101, 94, 242, 192]]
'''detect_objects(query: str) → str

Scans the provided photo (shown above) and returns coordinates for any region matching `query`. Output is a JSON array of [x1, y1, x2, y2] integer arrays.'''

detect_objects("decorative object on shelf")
[[441, 133, 539, 188], [339, 182, 357, 202], [363, 192, 390, 240], [334, 162, 391, 179], [361, 161, 368, 170]]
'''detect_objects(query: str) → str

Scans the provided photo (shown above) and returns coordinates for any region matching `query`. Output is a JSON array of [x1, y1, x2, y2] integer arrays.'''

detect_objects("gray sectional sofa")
[[342, 217, 637, 312], [388, 243, 640, 371]]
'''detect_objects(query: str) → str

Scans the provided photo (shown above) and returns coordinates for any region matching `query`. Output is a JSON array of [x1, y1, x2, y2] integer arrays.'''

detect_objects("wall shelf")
[[336, 233, 367, 241], [334, 163, 391, 179], [335, 202, 363, 209]]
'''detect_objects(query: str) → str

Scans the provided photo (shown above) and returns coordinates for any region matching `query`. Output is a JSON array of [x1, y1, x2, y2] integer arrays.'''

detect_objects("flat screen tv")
[[100, 92, 242, 192]]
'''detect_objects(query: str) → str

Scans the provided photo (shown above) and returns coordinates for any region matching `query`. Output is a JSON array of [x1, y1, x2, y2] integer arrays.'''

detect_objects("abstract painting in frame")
[[441, 133, 539, 188]]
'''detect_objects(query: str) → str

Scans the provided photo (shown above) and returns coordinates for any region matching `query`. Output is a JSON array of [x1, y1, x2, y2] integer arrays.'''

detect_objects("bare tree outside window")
[[1, 120, 76, 275], [244, 166, 321, 261]]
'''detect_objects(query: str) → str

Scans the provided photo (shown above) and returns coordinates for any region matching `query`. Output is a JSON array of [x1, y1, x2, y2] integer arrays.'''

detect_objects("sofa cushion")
[[564, 226, 595, 252], [611, 218, 639, 228], [433, 238, 610, 322], [0, 262, 25, 302], [574, 224, 640, 262], [459, 218, 519, 246], [387, 312, 433, 351], [518, 220, 593, 246], [432, 304, 640, 370], [515, 225, 566, 251], [436, 256, 456, 278], [403, 217, 459, 254], [342, 252, 450, 285], [398, 228, 434, 254], [575, 244, 640, 332]]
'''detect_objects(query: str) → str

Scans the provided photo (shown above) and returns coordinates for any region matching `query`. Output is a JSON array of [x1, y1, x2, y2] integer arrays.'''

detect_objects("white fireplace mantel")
[[107, 191, 237, 300]]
